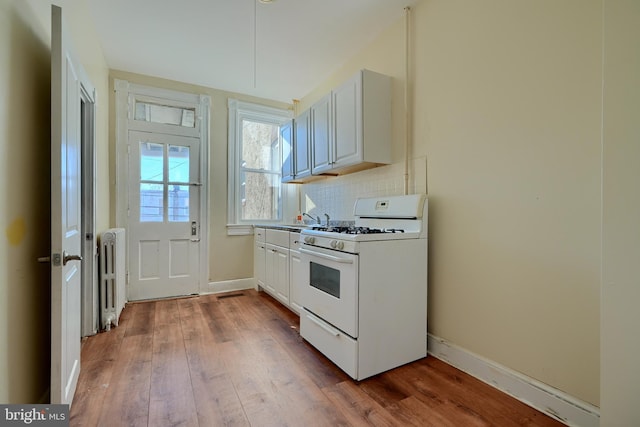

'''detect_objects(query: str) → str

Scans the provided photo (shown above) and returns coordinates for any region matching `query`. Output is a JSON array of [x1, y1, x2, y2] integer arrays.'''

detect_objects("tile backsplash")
[[300, 157, 427, 220]]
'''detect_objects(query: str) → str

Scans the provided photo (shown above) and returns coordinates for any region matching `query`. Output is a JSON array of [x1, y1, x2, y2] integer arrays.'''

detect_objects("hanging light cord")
[[253, 0, 257, 88]]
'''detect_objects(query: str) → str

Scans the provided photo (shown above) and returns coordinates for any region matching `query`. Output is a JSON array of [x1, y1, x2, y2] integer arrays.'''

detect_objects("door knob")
[[63, 251, 83, 266]]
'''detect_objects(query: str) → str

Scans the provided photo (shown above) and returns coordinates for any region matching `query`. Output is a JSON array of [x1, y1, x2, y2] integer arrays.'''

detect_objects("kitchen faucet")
[[324, 213, 330, 226], [303, 212, 320, 224]]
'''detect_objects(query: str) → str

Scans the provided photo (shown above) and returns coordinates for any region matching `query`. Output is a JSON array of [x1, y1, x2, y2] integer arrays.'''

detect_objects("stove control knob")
[[336, 241, 344, 250], [304, 236, 315, 244], [330, 240, 337, 248]]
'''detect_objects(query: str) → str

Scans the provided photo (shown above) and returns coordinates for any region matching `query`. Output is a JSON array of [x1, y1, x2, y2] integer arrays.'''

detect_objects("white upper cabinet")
[[311, 93, 332, 174], [294, 108, 312, 179], [330, 69, 391, 174], [280, 120, 295, 183], [332, 72, 361, 170], [283, 69, 391, 182]]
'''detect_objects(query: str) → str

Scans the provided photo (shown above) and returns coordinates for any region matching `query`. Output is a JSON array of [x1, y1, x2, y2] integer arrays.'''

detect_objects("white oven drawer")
[[300, 310, 357, 379]]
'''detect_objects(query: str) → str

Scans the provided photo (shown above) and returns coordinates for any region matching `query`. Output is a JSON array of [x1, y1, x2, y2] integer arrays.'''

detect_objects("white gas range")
[[298, 194, 428, 380]]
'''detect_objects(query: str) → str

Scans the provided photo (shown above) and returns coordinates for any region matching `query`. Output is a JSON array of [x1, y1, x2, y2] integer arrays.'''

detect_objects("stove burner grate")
[[313, 226, 405, 234]]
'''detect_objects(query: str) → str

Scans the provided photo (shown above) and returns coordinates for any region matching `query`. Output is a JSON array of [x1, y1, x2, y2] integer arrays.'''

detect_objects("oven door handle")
[[299, 248, 354, 264]]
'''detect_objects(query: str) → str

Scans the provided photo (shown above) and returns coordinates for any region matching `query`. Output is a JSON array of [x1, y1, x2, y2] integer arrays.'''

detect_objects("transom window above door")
[[134, 101, 196, 128]]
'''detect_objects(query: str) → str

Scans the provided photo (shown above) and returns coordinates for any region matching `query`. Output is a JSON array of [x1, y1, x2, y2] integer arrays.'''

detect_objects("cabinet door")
[[294, 109, 311, 178], [311, 94, 332, 174], [273, 246, 290, 305], [332, 71, 363, 169], [280, 120, 295, 182], [264, 244, 278, 296], [254, 239, 266, 288], [289, 249, 303, 314]]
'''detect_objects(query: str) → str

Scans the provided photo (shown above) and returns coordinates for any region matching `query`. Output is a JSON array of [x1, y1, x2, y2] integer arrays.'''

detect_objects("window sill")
[[226, 224, 254, 236]]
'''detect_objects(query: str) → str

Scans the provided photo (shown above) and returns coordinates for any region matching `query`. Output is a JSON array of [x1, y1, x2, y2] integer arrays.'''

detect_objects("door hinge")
[[126, 271, 130, 284]]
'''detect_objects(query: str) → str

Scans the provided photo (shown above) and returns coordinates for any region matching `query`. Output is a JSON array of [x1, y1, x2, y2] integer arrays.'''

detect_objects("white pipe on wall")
[[403, 6, 412, 195]]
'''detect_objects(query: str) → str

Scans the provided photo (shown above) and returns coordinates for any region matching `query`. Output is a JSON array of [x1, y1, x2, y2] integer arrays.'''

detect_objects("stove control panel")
[[329, 240, 345, 250], [301, 235, 357, 254], [375, 200, 389, 210]]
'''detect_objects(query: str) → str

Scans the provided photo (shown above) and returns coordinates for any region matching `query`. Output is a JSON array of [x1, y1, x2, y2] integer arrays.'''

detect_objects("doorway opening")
[[114, 80, 210, 301]]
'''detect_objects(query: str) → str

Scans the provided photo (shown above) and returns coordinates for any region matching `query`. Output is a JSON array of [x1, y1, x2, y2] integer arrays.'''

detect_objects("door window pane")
[[140, 142, 164, 181], [135, 101, 195, 128], [168, 145, 189, 183], [140, 183, 163, 222], [168, 185, 189, 222]]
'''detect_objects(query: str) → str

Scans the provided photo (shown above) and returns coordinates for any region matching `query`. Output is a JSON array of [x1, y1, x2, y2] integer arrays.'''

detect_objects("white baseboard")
[[427, 334, 600, 427], [201, 278, 255, 295]]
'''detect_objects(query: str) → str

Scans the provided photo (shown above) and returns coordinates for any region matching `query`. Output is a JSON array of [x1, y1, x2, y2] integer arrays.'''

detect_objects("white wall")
[[601, 0, 640, 425], [0, 0, 51, 403]]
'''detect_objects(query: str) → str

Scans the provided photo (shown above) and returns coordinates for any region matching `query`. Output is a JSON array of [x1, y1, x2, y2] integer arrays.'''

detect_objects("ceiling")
[[87, 0, 416, 103]]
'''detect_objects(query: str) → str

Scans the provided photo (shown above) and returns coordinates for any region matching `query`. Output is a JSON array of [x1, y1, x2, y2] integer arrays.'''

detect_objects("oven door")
[[299, 245, 358, 338]]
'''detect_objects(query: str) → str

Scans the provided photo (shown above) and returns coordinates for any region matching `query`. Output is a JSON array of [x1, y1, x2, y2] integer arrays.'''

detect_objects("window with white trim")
[[227, 99, 292, 234]]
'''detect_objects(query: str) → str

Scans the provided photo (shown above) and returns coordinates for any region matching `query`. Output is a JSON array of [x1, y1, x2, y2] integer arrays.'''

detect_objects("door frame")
[[114, 80, 210, 296], [80, 86, 98, 337]]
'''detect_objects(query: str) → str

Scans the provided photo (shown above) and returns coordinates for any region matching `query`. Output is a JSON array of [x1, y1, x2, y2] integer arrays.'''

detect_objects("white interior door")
[[50, 5, 87, 405], [127, 131, 201, 300]]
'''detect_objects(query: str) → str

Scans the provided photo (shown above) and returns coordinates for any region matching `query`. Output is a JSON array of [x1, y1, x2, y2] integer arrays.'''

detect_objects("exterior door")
[[128, 131, 201, 300], [51, 5, 90, 404]]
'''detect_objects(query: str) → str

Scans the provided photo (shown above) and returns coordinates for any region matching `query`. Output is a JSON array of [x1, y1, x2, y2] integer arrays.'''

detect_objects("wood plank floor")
[[70, 290, 565, 427]]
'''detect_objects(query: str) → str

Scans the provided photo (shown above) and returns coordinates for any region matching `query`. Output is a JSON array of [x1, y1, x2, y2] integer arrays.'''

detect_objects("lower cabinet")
[[254, 228, 266, 289], [289, 247, 303, 314], [254, 227, 302, 314], [266, 243, 289, 305]]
